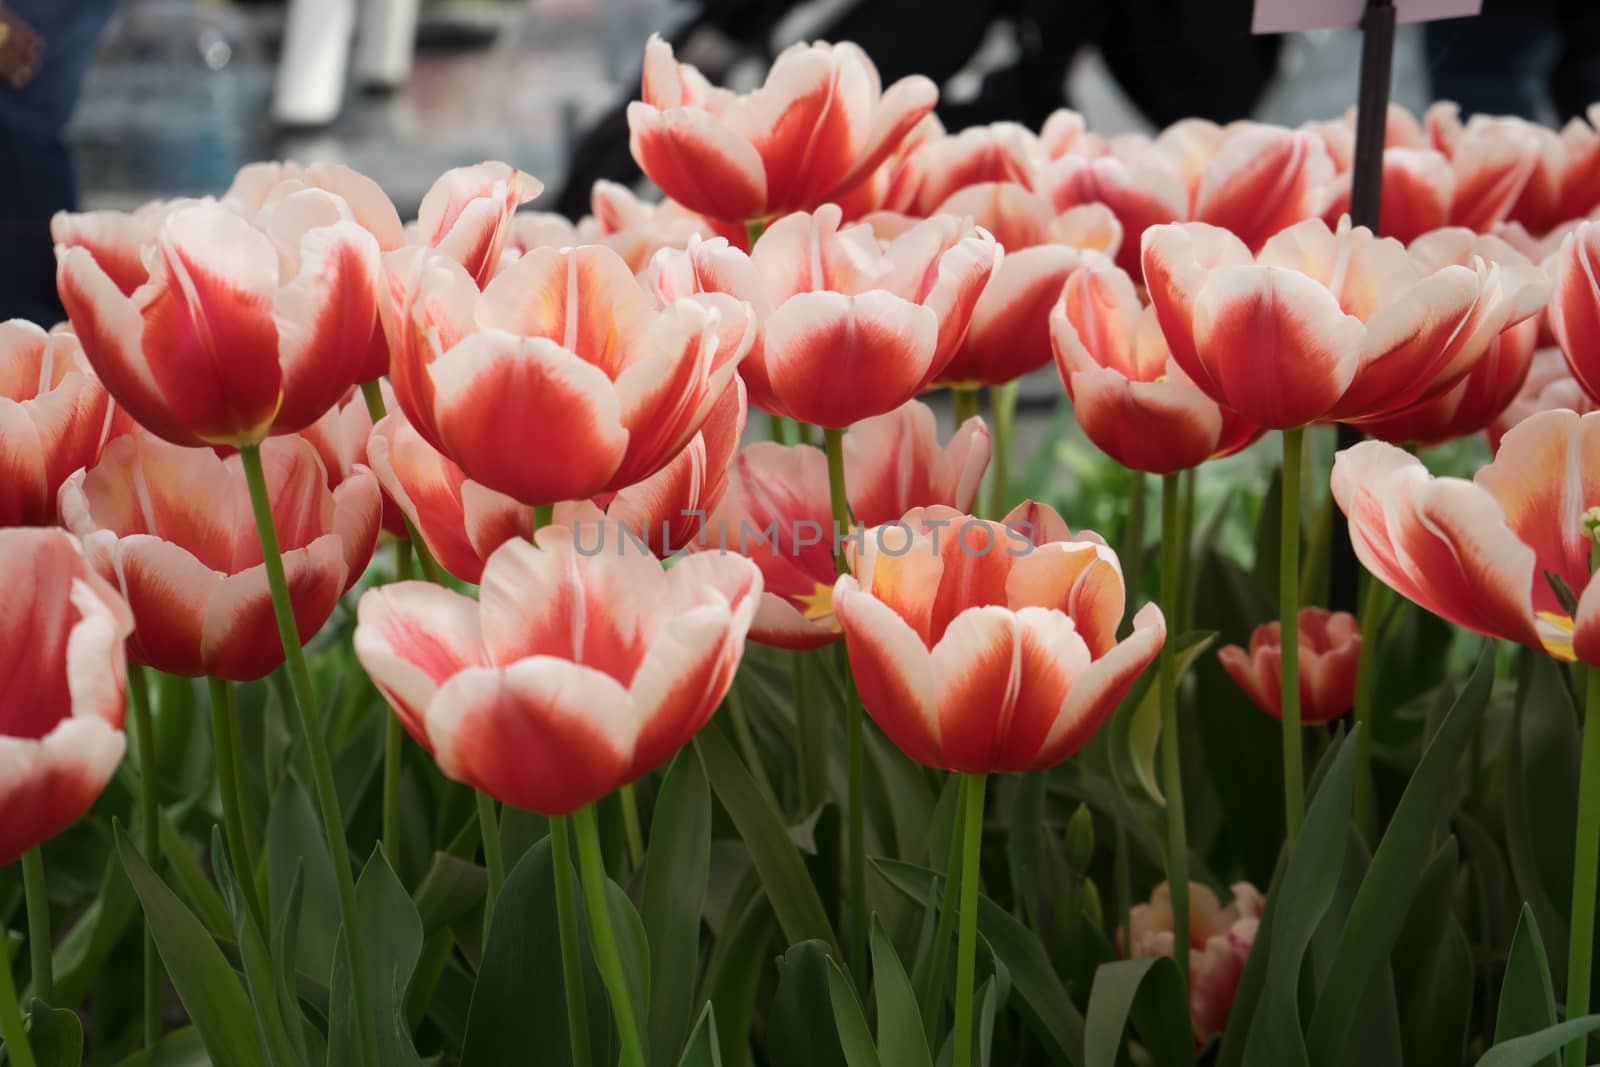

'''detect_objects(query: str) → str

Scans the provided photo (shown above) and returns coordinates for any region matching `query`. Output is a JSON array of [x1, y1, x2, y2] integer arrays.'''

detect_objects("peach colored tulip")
[[0, 322, 115, 527], [0, 528, 133, 867], [893, 121, 1047, 217], [1488, 347, 1596, 452], [626, 34, 937, 223], [1549, 221, 1600, 403], [832, 502, 1164, 773], [1051, 254, 1261, 472], [354, 523, 760, 814], [411, 162, 543, 286], [1508, 105, 1600, 236], [59, 434, 380, 681], [50, 198, 180, 297], [58, 196, 385, 448], [1126, 881, 1263, 1045], [701, 400, 988, 649], [387, 242, 753, 507], [300, 383, 408, 537], [1421, 104, 1546, 233], [1219, 607, 1361, 723], [1042, 150, 1190, 278], [1332, 409, 1600, 664], [498, 181, 735, 276], [1142, 217, 1547, 429], [1190, 125, 1333, 252], [648, 206, 996, 425], [1318, 148, 1455, 244]]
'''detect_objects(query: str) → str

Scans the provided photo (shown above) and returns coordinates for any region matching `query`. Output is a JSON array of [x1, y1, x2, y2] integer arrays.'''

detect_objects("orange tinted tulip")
[[0, 322, 114, 527], [1126, 881, 1263, 1045], [1488, 347, 1596, 452], [832, 503, 1164, 772], [1218, 607, 1361, 723], [413, 162, 543, 286], [59, 434, 380, 681]]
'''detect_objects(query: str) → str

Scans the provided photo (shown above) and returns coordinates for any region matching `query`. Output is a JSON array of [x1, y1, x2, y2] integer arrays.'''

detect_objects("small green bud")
[[1065, 803, 1095, 871], [1080, 877, 1104, 930]]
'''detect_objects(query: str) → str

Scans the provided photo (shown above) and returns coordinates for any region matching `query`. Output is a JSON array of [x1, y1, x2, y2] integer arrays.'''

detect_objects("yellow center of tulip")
[[1537, 611, 1576, 661], [796, 581, 839, 629]]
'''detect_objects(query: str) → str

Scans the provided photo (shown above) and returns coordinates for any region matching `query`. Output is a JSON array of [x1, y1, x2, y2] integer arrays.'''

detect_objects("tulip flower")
[[831, 502, 1164, 772], [300, 383, 408, 536], [225, 160, 406, 252], [1142, 216, 1548, 429], [1549, 221, 1600, 403], [702, 400, 989, 648], [388, 242, 753, 507], [412, 162, 543, 286], [1331, 409, 1600, 663], [1190, 125, 1333, 253], [651, 207, 997, 425], [0, 527, 133, 867], [626, 34, 937, 223], [893, 121, 1048, 217], [1489, 347, 1596, 452], [50, 198, 180, 297], [353, 522, 760, 814], [1126, 881, 1263, 1045], [1508, 104, 1600, 236], [1042, 150, 1190, 279], [57, 197, 386, 448], [1050, 254, 1261, 473], [0, 322, 115, 528], [499, 181, 733, 276], [1219, 608, 1360, 723], [1318, 149, 1455, 244], [1421, 103, 1545, 233], [59, 433, 380, 681]]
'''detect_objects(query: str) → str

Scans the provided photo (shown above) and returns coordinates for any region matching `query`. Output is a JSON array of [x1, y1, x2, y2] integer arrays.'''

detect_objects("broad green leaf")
[[108, 1025, 210, 1067], [1006, 773, 1046, 927], [158, 815, 232, 939], [115, 828, 266, 1067], [327, 849, 423, 1067], [644, 752, 713, 1065], [1494, 905, 1558, 1061], [870, 918, 932, 1067], [695, 729, 837, 951], [873, 858, 1085, 1065], [676, 1003, 724, 1067], [768, 941, 848, 1067], [271, 864, 312, 1063], [211, 828, 302, 1067], [1476, 1017, 1600, 1067], [411, 853, 486, 936], [826, 959, 882, 1067], [51, 850, 138, 1006], [701, 892, 774, 1067], [1392, 841, 1464, 1066], [606, 877, 652, 1049], [1084, 957, 1190, 1067], [1126, 631, 1217, 805], [25, 1000, 83, 1067], [266, 776, 341, 986], [1306, 645, 1493, 1065]]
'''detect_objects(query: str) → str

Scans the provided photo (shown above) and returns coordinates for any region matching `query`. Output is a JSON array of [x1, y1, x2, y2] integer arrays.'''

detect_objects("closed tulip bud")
[[1065, 802, 1096, 872], [1218, 607, 1361, 724], [1079, 877, 1104, 931]]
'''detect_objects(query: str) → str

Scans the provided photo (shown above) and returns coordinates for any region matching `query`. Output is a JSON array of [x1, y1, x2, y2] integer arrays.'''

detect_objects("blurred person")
[[554, 0, 1280, 217], [1427, 0, 1600, 123], [0, 0, 116, 325]]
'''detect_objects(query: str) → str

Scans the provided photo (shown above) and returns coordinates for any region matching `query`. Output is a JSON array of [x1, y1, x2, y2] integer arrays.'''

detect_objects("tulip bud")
[[1080, 878, 1104, 931], [1065, 803, 1096, 872]]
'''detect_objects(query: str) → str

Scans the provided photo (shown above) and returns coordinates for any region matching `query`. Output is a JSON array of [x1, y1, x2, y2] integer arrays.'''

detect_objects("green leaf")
[[1392, 842, 1467, 1066], [1126, 631, 1216, 805], [1494, 906, 1558, 1058], [1248, 729, 1358, 1067], [827, 959, 883, 1067], [676, 1003, 724, 1067], [25, 1000, 83, 1067], [695, 729, 837, 951], [411, 853, 486, 936], [108, 1025, 211, 1067], [51, 850, 138, 1006], [271, 864, 312, 1062], [115, 827, 267, 1067], [768, 941, 848, 1067], [869, 917, 932, 1067], [327, 849, 423, 1067], [700, 890, 774, 1067], [211, 828, 302, 1067], [606, 876, 652, 1049], [1084, 957, 1190, 1067], [644, 752, 713, 1065], [158, 815, 232, 939], [266, 776, 341, 987], [873, 858, 1085, 1065], [1476, 1017, 1600, 1067], [1306, 646, 1494, 1065]]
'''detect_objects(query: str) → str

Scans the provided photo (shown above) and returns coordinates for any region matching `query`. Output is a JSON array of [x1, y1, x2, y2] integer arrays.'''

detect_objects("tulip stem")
[[208, 677, 263, 928], [792, 650, 826, 814], [533, 503, 555, 536], [951, 385, 980, 431], [920, 790, 965, 1040], [1120, 471, 1148, 635], [476, 791, 505, 937], [618, 784, 645, 871], [1159, 473, 1191, 992], [824, 427, 868, 985], [987, 382, 1017, 518], [549, 815, 592, 1067], [128, 663, 162, 1045], [1352, 573, 1389, 842], [727, 685, 779, 808], [573, 804, 646, 1067], [20, 850, 48, 1003], [1177, 467, 1197, 631], [237, 443, 378, 1067], [953, 773, 987, 1067], [1566, 665, 1600, 1067], [0, 936, 38, 1067], [1279, 427, 1307, 842], [383, 542, 414, 869]]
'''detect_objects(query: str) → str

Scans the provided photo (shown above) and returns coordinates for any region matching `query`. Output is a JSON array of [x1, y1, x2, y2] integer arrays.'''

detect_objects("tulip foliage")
[[7, 37, 1600, 1067]]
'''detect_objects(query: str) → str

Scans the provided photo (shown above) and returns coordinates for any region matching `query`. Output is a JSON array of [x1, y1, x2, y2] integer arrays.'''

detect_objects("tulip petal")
[[932, 606, 1021, 773], [1038, 603, 1165, 766], [112, 536, 216, 677], [272, 222, 383, 431], [0, 717, 126, 867], [201, 535, 346, 681], [834, 576, 941, 767], [627, 102, 768, 222], [355, 581, 485, 751]]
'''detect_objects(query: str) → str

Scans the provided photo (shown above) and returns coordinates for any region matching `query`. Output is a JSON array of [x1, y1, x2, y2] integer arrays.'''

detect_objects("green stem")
[[533, 503, 555, 535], [20, 851, 48, 1003], [549, 816, 592, 1067], [0, 937, 37, 1067], [767, 411, 795, 445], [1159, 474, 1190, 992], [237, 443, 377, 1067], [128, 663, 162, 1045], [383, 540, 415, 869], [824, 427, 867, 983], [1120, 471, 1148, 636], [988, 382, 1017, 519], [476, 791, 505, 937], [1565, 665, 1600, 1067], [726, 686, 779, 808], [1177, 467, 1197, 632], [1352, 573, 1389, 843], [796, 421, 817, 448], [573, 805, 646, 1067], [951, 385, 980, 430], [920, 793, 965, 1040], [1279, 427, 1307, 842], [619, 784, 645, 871], [208, 678, 263, 928], [953, 774, 987, 1067], [745, 218, 766, 248], [793, 650, 826, 814]]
